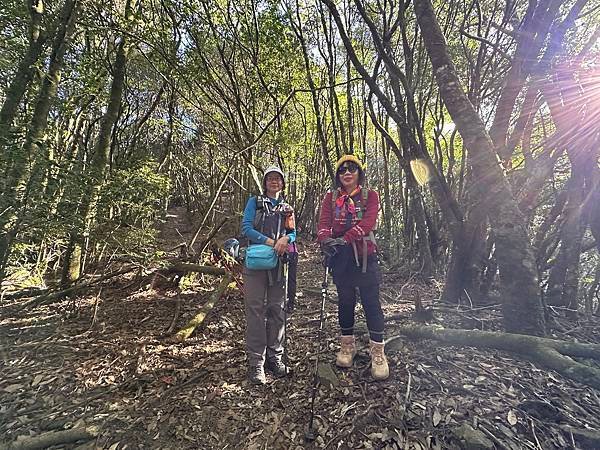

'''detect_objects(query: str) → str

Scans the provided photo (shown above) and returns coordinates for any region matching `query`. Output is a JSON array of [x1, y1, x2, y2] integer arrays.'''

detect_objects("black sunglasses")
[[337, 163, 359, 175]]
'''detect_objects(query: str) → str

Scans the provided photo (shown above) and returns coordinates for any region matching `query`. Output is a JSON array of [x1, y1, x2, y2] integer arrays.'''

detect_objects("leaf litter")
[[1, 208, 600, 449]]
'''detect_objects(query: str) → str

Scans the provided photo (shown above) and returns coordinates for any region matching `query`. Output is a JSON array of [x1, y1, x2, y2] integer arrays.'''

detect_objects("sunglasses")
[[337, 163, 359, 175]]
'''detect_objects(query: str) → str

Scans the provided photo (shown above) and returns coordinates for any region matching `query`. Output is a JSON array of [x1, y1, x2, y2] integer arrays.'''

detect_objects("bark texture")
[[414, 0, 545, 335]]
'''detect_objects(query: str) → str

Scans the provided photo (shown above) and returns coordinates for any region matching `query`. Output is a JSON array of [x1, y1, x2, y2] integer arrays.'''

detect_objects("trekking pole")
[[283, 254, 290, 372], [305, 264, 329, 442]]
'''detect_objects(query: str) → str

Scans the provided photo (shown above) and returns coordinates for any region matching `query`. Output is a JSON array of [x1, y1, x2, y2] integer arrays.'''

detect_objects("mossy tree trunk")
[[0, 0, 47, 138], [61, 1, 131, 283]]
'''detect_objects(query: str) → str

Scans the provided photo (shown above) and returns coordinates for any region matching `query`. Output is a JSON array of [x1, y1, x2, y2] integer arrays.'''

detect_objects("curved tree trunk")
[[0, 0, 47, 133], [414, 0, 545, 335], [546, 173, 585, 308], [488, 0, 564, 159], [442, 206, 486, 304], [388, 324, 600, 390]]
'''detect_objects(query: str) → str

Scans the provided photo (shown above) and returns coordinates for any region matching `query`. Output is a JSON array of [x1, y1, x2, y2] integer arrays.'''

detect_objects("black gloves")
[[320, 237, 347, 259]]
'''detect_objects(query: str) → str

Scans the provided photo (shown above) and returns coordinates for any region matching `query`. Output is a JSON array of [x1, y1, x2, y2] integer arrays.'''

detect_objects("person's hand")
[[274, 236, 289, 255], [322, 237, 346, 248], [320, 237, 346, 258]]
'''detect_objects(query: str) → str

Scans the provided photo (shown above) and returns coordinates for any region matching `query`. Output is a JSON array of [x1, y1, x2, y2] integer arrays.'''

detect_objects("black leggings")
[[336, 282, 385, 343]]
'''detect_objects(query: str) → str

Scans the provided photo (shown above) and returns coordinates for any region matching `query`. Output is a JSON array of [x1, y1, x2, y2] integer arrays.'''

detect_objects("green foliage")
[[0, 0, 29, 89], [101, 226, 162, 264], [4, 242, 46, 288], [99, 162, 171, 228], [0, 0, 598, 308]]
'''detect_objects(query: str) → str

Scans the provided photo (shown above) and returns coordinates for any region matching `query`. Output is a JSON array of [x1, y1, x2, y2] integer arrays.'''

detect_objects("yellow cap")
[[335, 154, 365, 172]]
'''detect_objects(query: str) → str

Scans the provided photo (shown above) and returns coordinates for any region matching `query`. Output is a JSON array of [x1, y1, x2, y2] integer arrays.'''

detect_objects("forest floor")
[[2, 208, 600, 450]]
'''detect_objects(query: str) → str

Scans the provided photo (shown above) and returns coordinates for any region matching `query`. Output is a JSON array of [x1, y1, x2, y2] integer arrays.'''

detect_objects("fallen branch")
[[169, 263, 226, 276], [2, 426, 98, 450], [1, 287, 49, 301], [16, 266, 137, 312], [387, 324, 600, 389], [173, 274, 232, 342], [89, 287, 102, 330]]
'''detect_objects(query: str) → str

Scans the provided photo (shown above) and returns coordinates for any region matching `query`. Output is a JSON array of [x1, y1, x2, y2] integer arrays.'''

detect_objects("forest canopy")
[[0, 0, 599, 337]]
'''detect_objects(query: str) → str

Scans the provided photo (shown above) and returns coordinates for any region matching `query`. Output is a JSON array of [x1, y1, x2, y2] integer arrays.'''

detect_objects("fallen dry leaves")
[[1, 209, 600, 449]]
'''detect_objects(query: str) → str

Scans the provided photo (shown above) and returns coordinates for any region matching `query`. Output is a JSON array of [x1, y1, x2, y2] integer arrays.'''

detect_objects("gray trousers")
[[242, 267, 285, 367]]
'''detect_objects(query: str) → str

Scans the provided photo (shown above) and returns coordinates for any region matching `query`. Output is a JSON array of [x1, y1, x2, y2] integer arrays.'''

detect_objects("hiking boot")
[[265, 359, 290, 378], [370, 340, 389, 380], [336, 335, 357, 368], [248, 365, 267, 385]]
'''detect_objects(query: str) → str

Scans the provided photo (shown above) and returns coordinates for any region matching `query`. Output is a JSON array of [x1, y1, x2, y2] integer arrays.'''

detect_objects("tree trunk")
[[414, 0, 545, 335], [408, 177, 434, 276], [0, 0, 46, 131], [0, 0, 80, 280], [317, 3, 347, 157], [289, 2, 335, 183], [442, 207, 486, 304], [488, 0, 563, 158], [64, 14, 129, 281], [2, 426, 98, 450], [546, 172, 585, 308], [381, 134, 393, 256], [590, 181, 600, 254]]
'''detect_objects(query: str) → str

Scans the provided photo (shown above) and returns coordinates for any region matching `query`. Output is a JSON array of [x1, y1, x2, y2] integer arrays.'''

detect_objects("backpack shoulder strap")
[[255, 195, 264, 210], [256, 195, 274, 212], [357, 188, 369, 220]]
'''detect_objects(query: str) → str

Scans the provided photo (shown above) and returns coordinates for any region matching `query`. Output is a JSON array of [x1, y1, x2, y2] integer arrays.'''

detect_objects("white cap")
[[263, 165, 285, 181], [262, 165, 285, 193]]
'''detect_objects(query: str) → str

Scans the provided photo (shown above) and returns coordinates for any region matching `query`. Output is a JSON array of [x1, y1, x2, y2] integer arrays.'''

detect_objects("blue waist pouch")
[[245, 244, 278, 270]]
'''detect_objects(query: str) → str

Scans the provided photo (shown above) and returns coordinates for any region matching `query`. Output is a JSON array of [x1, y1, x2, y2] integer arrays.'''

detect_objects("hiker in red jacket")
[[317, 155, 389, 380]]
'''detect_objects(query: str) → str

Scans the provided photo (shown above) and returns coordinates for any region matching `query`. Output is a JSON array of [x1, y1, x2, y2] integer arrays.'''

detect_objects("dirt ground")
[[2, 208, 600, 449]]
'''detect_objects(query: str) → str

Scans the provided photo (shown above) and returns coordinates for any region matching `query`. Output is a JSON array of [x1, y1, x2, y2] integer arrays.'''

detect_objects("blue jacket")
[[242, 196, 296, 245]]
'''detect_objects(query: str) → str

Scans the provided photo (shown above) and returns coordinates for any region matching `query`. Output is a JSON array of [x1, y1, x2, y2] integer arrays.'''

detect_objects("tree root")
[[1, 426, 98, 450], [387, 325, 600, 389]]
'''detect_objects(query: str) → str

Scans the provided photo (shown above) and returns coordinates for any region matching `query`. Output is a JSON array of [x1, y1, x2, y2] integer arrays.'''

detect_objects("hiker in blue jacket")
[[241, 166, 296, 385]]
